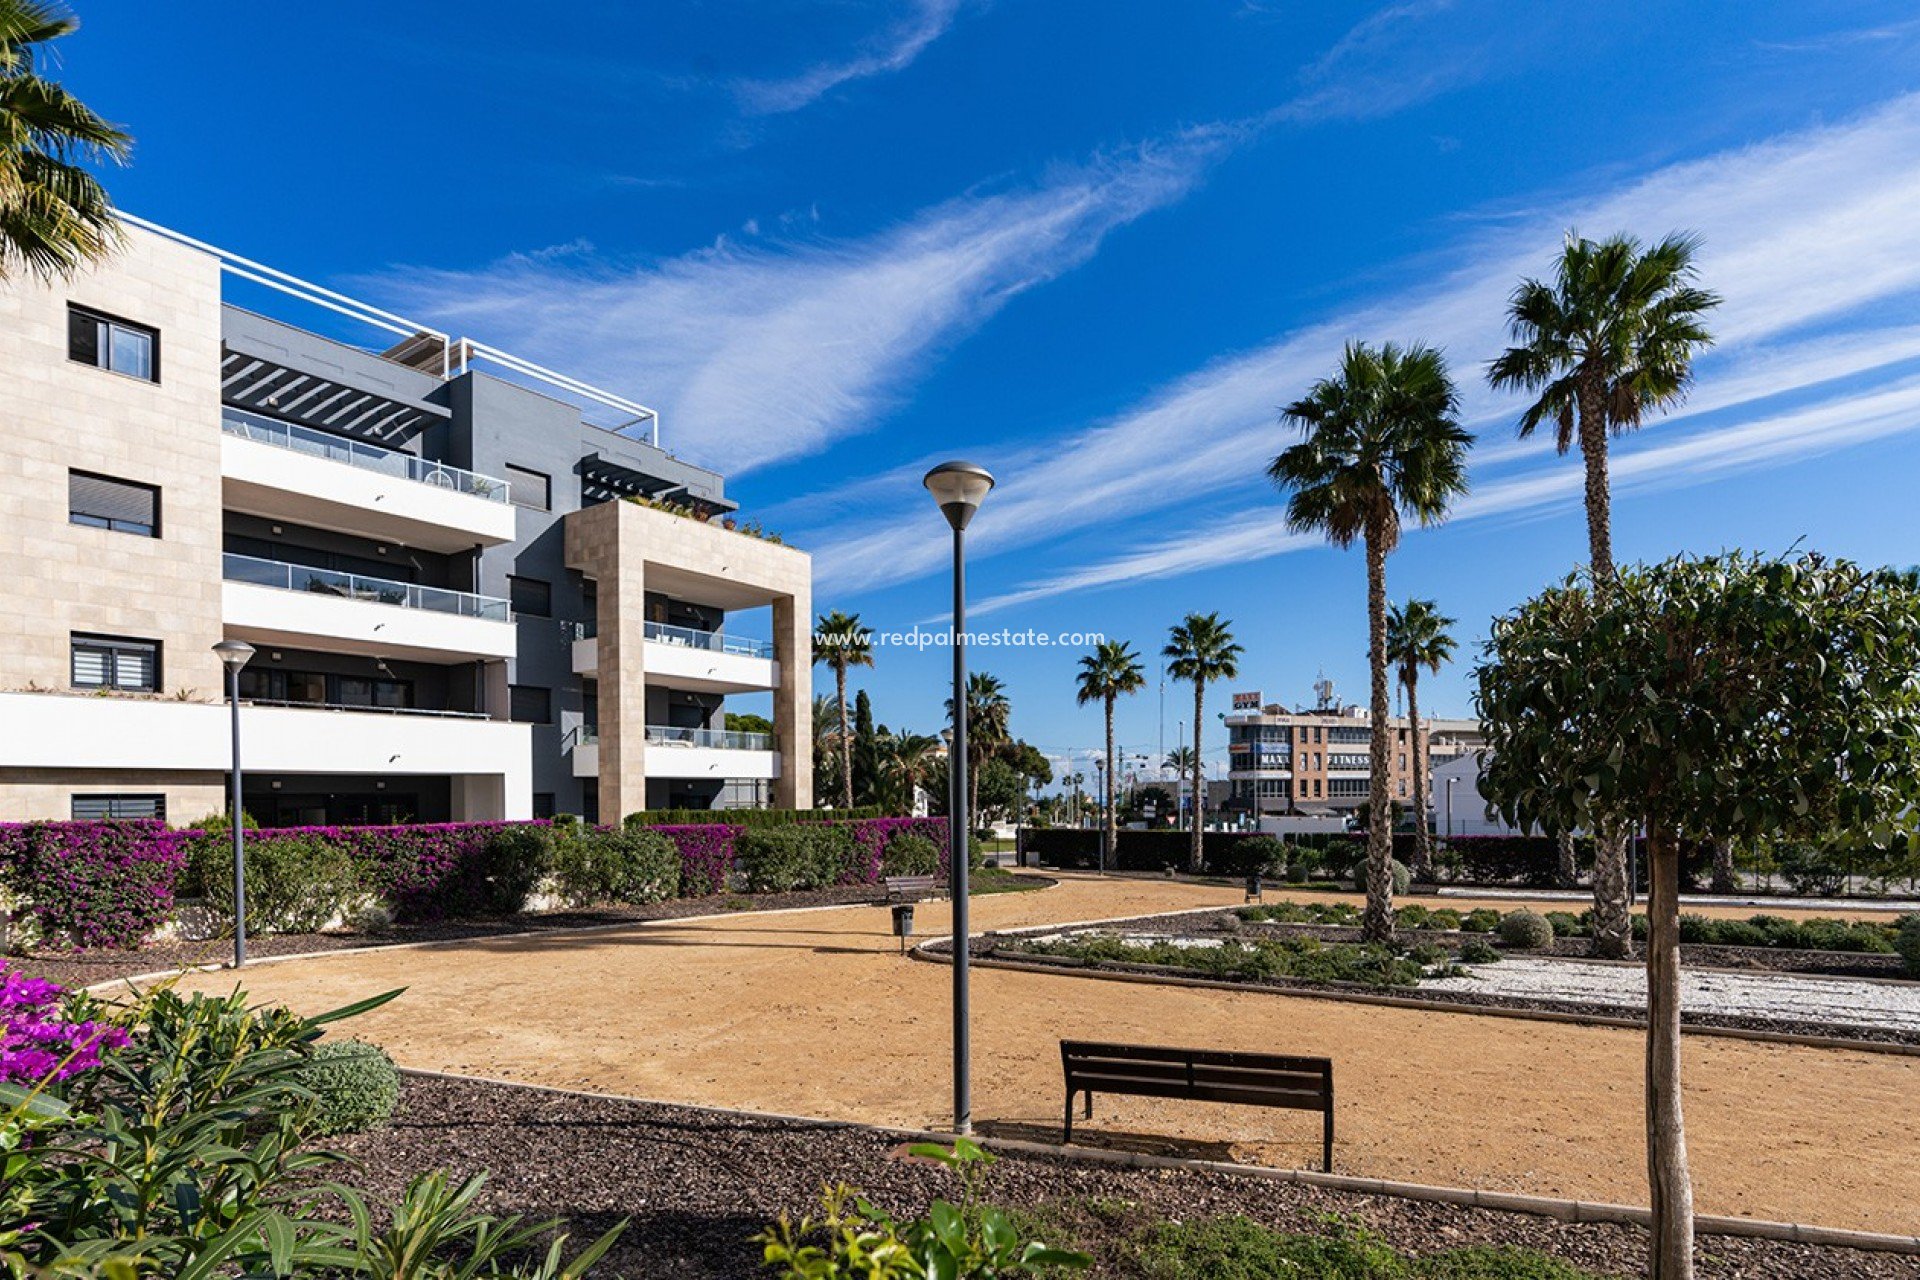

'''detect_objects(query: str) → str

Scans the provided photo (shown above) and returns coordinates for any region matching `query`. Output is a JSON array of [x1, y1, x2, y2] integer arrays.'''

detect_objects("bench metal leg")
[[1322, 1106, 1334, 1173], [1063, 1091, 1074, 1143]]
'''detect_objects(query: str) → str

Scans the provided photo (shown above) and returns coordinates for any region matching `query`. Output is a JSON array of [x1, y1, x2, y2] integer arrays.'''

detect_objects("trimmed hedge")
[[550, 825, 680, 906]]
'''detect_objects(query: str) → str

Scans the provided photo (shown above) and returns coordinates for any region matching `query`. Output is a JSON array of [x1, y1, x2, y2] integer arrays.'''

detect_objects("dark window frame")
[[67, 304, 160, 383], [507, 575, 553, 618], [71, 793, 166, 821], [505, 464, 551, 512], [71, 633, 162, 693], [508, 684, 552, 724], [69, 469, 161, 538]]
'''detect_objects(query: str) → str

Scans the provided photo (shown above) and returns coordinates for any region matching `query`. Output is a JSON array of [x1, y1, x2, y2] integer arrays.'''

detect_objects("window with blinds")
[[68, 305, 159, 382], [508, 684, 552, 724], [505, 464, 550, 511], [69, 470, 160, 537], [508, 575, 551, 617], [71, 794, 166, 821], [71, 635, 161, 692]]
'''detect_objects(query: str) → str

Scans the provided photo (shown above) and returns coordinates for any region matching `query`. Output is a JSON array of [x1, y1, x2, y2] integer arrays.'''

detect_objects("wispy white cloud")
[[366, 127, 1235, 476], [801, 93, 1920, 600], [733, 0, 965, 115]]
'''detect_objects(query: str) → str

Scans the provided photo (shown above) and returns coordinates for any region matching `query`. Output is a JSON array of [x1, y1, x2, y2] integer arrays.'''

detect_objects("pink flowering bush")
[[0, 821, 187, 950], [0, 966, 127, 1084]]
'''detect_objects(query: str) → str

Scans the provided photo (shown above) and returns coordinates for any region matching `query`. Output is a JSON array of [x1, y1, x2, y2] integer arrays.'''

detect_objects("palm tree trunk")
[[1556, 829, 1578, 888], [1189, 684, 1205, 872], [1103, 696, 1117, 875], [837, 665, 853, 810], [1407, 672, 1430, 881], [1578, 372, 1633, 958], [1363, 523, 1395, 943], [1645, 821, 1695, 1280]]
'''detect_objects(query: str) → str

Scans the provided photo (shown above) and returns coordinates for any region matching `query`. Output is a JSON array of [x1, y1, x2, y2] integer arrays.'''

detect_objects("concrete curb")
[[394, 1066, 1920, 1256], [918, 940, 1920, 1058]]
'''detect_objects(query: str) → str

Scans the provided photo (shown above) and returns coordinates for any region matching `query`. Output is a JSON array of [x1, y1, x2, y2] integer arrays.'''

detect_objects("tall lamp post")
[[924, 459, 993, 1136], [213, 640, 256, 968]]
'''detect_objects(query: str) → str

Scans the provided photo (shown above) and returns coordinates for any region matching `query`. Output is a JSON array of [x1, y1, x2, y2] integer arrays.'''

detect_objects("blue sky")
[[64, 1, 1920, 787]]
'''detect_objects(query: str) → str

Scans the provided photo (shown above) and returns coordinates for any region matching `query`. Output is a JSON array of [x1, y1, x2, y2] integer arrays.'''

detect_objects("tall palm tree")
[[0, 1, 129, 280], [1163, 613, 1241, 873], [1074, 639, 1146, 874], [1162, 746, 1196, 775], [945, 671, 1010, 821], [811, 694, 842, 803], [1270, 341, 1471, 942], [880, 731, 941, 814], [1488, 231, 1718, 957], [1386, 598, 1457, 882], [811, 612, 872, 809]]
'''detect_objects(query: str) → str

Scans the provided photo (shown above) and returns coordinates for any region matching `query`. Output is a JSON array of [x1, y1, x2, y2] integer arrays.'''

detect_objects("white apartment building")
[[0, 222, 811, 826]]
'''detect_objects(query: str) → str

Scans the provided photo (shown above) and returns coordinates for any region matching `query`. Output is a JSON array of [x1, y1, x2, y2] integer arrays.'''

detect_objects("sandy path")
[[166, 876, 1920, 1235]]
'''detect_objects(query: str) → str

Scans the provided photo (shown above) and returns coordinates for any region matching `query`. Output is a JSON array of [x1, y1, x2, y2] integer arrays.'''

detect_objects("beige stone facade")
[[566, 500, 813, 817], [1227, 702, 1484, 817]]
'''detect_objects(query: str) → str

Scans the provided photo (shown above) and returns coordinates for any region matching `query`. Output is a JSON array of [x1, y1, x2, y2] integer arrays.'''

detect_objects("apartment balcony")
[[567, 619, 779, 693], [221, 408, 517, 552], [222, 552, 516, 662], [569, 724, 598, 779], [0, 691, 531, 786], [642, 724, 778, 781]]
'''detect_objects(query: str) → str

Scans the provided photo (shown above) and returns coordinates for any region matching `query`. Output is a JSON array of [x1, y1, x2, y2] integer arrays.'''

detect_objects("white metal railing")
[[566, 619, 596, 642], [644, 620, 774, 659], [222, 408, 509, 502], [567, 724, 600, 749], [646, 724, 772, 751], [243, 697, 488, 720], [222, 553, 512, 622]]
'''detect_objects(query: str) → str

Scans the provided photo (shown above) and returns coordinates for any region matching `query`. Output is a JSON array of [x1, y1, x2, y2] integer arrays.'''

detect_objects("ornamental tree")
[[1474, 552, 1920, 1280]]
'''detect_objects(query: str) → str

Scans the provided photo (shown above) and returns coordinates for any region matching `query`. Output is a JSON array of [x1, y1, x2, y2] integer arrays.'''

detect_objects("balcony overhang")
[[580, 453, 737, 512]]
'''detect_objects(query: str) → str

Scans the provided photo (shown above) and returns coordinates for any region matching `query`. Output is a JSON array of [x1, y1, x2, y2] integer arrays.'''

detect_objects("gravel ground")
[[981, 914, 1920, 1046], [9, 884, 972, 992], [325, 1073, 1920, 1280]]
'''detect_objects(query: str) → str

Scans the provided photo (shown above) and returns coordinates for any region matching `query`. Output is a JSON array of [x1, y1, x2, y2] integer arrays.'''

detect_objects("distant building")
[[1431, 751, 1532, 837], [1224, 677, 1484, 820]]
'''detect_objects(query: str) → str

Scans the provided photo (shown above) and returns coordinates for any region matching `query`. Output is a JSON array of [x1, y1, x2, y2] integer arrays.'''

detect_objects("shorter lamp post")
[[1445, 776, 1456, 839], [213, 640, 256, 968], [924, 459, 994, 1136]]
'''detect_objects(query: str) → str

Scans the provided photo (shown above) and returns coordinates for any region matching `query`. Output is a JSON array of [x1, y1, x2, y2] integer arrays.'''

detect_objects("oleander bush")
[[297, 1036, 401, 1135], [550, 825, 681, 906], [735, 825, 860, 892], [881, 831, 940, 877], [182, 829, 359, 934], [1498, 909, 1554, 950]]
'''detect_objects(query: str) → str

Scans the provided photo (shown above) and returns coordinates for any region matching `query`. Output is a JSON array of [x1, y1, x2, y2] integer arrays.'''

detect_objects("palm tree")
[[1162, 747, 1196, 775], [811, 612, 872, 809], [1269, 341, 1470, 942], [1074, 640, 1146, 874], [811, 694, 842, 803], [945, 672, 1011, 821], [0, 1, 129, 280], [880, 731, 941, 814], [1163, 614, 1241, 873], [1488, 231, 1718, 957], [1386, 598, 1457, 882]]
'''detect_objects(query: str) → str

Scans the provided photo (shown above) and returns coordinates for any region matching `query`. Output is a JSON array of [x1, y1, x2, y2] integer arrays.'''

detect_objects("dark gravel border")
[[322, 1073, 1918, 1279], [961, 913, 1920, 1048], [12, 876, 1054, 992]]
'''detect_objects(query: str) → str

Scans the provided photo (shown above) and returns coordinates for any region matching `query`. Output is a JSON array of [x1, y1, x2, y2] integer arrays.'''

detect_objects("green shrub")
[[1427, 908, 1462, 930], [1283, 861, 1310, 884], [1461, 907, 1502, 933], [881, 831, 940, 877], [184, 831, 358, 934], [1396, 904, 1431, 930], [550, 826, 680, 906], [1897, 915, 1920, 976], [470, 824, 550, 916], [297, 1037, 401, 1136], [1126, 1215, 1405, 1280], [345, 902, 393, 935], [1499, 909, 1554, 950], [1214, 835, 1285, 878], [1545, 910, 1588, 938], [1353, 857, 1411, 895], [737, 825, 855, 892], [1458, 937, 1501, 964], [1015, 933, 1427, 988]]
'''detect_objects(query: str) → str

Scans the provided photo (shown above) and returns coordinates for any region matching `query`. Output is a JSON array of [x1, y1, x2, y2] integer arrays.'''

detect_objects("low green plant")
[[1458, 937, 1501, 964], [1898, 914, 1920, 977], [1013, 933, 1428, 988], [881, 832, 940, 877], [297, 1037, 401, 1136], [333, 1168, 624, 1279], [1215, 835, 1285, 879], [756, 1139, 1088, 1278], [1396, 904, 1431, 930], [1426, 908, 1462, 930], [1283, 862, 1310, 884], [1498, 909, 1554, 950], [1353, 857, 1411, 896], [1461, 908, 1502, 934], [550, 826, 681, 906], [1119, 1215, 1607, 1280]]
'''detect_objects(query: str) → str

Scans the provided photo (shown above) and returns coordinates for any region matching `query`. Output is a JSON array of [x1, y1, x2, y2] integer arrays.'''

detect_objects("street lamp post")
[[1445, 776, 1457, 839], [924, 459, 994, 1137], [213, 640, 256, 968]]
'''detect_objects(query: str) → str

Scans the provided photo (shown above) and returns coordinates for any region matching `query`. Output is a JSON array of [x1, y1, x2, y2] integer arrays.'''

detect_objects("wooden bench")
[[1060, 1040, 1334, 1171], [882, 874, 943, 903]]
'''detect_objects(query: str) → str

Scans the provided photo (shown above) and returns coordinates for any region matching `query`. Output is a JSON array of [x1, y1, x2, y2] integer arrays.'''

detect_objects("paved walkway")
[[166, 875, 1919, 1234]]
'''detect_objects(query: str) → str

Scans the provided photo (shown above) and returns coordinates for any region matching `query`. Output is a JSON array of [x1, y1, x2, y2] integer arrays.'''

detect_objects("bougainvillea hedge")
[[0, 814, 948, 948]]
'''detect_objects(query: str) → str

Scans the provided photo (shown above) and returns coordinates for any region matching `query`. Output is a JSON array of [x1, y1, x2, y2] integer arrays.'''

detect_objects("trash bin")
[[890, 902, 916, 953]]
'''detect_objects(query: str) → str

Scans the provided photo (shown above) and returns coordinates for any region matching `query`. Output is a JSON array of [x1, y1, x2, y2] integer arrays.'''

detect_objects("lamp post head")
[[212, 640, 256, 672], [923, 460, 995, 531]]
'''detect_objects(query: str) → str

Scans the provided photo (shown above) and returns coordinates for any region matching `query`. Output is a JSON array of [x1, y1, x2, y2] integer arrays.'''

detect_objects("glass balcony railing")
[[222, 408, 510, 503], [643, 620, 774, 659], [223, 553, 512, 621], [646, 724, 773, 751]]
